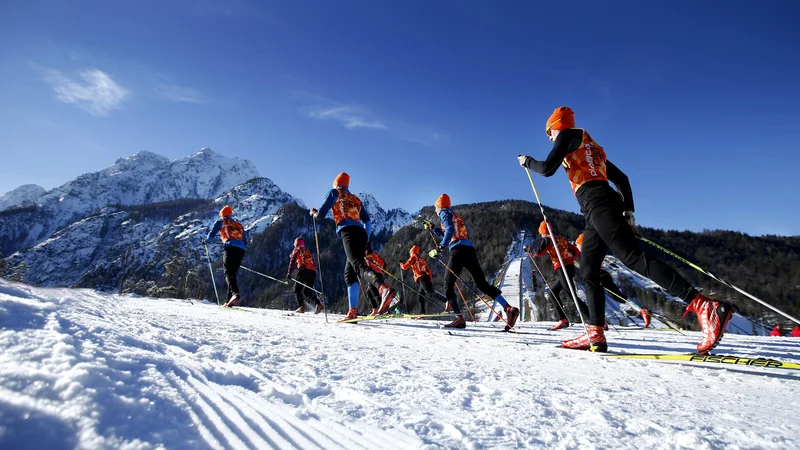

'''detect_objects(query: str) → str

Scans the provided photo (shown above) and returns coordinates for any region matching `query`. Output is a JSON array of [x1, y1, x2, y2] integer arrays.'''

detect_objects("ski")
[[605, 353, 800, 371], [339, 312, 453, 324]]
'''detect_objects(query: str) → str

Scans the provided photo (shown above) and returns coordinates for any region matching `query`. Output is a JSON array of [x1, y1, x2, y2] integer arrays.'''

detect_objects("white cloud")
[[304, 104, 386, 130], [299, 91, 445, 145], [156, 84, 206, 104], [45, 69, 129, 116]]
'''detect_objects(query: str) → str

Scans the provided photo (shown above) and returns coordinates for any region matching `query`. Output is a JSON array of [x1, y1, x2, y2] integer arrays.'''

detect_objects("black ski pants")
[[444, 244, 502, 314], [416, 274, 446, 314], [223, 247, 245, 301], [361, 279, 381, 310], [549, 264, 590, 321], [600, 268, 626, 302], [341, 226, 385, 289], [293, 267, 319, 307], [578, 182, 697, 326]]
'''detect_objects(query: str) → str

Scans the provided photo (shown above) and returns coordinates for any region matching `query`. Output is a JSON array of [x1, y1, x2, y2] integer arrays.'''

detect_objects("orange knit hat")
[[546, 106, 575, 135], [220, 205, 233, 217], [576, 233, 584, 247], [435, 193, 451, 208], [538, 220, 550, 235], [410, 245, 420, 255], [333, 172, 350, 189]]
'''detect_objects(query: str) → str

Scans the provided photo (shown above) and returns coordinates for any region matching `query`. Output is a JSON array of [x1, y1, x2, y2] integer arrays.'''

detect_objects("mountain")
[[0, 184, 46, 211], [0, 148, 259, 256], [358, 192, 413, 236], [1, 151, 407, 299], [7, 177, 299, 288]]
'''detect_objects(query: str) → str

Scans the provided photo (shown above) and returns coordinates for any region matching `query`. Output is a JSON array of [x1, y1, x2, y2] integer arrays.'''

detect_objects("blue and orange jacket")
[[206, 216, 247, 250], [432, 208, 473, 250], [316, 188, 372, 237]]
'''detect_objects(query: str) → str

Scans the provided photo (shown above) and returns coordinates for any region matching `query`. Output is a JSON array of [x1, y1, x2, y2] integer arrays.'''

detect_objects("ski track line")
[[164, 371, 243, 449]]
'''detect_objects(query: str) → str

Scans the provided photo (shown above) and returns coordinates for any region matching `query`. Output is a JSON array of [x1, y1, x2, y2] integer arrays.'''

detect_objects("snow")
[[0, 184, 46, 211], [1, 278, 799, 449]]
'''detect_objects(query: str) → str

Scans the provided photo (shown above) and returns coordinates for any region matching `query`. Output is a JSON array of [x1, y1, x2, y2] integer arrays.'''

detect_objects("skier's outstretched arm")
[[519, 129, 584, 177]]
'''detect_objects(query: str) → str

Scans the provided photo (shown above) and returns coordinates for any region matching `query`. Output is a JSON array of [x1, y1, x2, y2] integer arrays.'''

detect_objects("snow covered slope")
[[0, 149, 259, 255], [1, 279, 799, 449], [0, 184, 45, 211]]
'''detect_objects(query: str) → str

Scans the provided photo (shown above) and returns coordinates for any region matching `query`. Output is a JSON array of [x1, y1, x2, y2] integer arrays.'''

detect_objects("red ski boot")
[[684, 294, 733, 354], [338, 307, 358, 323], [444, 314, 466, 329], [314, 304, 324, 314], [641, 308, 652, 328], [561, 325, 607, 352], [550, 319, 569, 331], [503, 304, 520, 331], [443, 301, 453, 312], [225, 293, 240, 307], [376, 284, 398, 314], [295, 305, 305, 313]]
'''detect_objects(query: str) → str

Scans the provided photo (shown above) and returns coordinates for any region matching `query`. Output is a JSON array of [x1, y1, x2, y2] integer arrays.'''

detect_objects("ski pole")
[[203, 242, 221, 306], [572, 260, 628, 304], [240, 265, 289, 285], [288, 276, 324, 296], [523, 168, 588, 335], [638, 236, 800, 326], [432, 251, 517, 332], [382, 266, 448, 311], [528, 252, 571, 323], [424, 227, 477, 322], [312, 215, 328, 323], [401, 265, 406, 308]]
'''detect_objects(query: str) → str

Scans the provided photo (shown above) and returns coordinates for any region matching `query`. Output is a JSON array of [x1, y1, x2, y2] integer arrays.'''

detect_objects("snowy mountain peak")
[[112, 151, 171, 169], [358, 191, 412, 234], [0, 184, 46, 211], [0, 149, 261, 255]]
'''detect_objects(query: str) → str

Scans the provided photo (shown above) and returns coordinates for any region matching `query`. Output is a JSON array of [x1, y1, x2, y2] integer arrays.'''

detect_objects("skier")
[[526, 220, 588, 330], [518, 106, 734, 353], [640, 308, 652, 328], [770, 325, 782, 337], [792, 326, 800, 338], [363, 242, 390, 316], [310, 172, 398, 321], [400, 245, 446, 314], [287, 237, 323, 314], [203, 205, 246, 307], [426, 193, 519, 329], [575, 233, 628, 303]]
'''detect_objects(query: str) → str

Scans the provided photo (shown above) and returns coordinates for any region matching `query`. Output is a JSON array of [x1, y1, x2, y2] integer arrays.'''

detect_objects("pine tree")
[[9, 261, 29, 283], [0, 251, 7, 279]]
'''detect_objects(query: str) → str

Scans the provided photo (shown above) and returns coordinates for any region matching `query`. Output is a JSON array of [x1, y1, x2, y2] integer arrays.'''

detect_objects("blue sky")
[[1, 0, 799, 236]]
